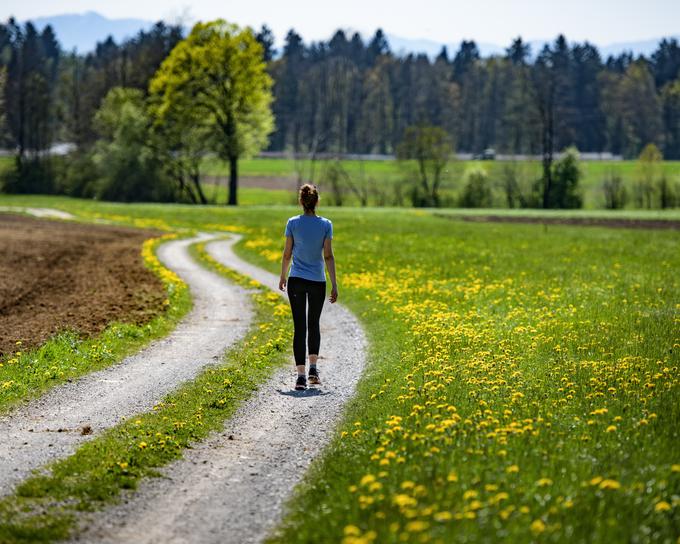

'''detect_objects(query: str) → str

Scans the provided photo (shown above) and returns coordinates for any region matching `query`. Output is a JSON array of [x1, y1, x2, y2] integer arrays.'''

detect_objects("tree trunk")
[[190, 172, 208, 205], [177, 174, 197, 204], [228, 155, 238, 205]]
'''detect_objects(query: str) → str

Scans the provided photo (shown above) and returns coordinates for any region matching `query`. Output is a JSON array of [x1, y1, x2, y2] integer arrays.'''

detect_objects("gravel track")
[[0, 232, 253, 496], [72, 235, 368, 544], [0, 206, 75, 220]]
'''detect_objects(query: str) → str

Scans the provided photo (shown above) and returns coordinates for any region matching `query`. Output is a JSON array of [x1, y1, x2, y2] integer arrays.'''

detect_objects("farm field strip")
[[0, 233, 253, 497], [71, 237, 367, 544]]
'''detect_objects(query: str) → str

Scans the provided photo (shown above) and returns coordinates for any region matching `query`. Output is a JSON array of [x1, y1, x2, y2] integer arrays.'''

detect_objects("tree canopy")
[[149, 20, 274, 205]]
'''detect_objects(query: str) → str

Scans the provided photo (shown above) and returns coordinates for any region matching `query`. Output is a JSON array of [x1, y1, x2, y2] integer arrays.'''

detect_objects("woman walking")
[[279, 183, 338, 391]]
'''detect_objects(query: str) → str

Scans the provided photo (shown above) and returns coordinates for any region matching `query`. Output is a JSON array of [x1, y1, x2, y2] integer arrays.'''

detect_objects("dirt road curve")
[[0, 233, 253, 496], [73, 235, 368, 544]]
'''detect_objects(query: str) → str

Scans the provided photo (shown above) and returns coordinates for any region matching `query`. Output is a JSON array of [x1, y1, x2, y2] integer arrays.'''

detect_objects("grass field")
[[0, 194, 677, 542], [203, 156, 680, 209]]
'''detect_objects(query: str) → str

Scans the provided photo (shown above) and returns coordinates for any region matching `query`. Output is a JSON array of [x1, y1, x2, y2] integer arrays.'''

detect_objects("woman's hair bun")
[[299, 183, 319, 211]]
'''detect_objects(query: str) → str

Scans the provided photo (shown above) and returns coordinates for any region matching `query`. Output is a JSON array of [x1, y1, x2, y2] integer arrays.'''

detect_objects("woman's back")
[[285, 214, 333, 282]]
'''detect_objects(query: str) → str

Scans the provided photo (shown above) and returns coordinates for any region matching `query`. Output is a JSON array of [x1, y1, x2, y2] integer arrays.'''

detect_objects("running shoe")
[[295, 375, 307, 390], [308, 366, 321, 385]]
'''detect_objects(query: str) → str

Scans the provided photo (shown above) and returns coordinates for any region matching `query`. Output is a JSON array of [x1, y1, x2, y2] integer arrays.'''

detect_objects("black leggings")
[[286, 276, 326, 366]]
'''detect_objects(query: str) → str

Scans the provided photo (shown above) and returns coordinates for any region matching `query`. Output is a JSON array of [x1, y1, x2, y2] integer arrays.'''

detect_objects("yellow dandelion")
[[393, 494, 417, 508], [599, 479, 621, 490], [360, 474, 376, 486], [434, 511, 452, 522], [530, 519, 546, 534], [405, 520, 429, 532], [654, 501, 671, 512], [344, 525, 361, 536]]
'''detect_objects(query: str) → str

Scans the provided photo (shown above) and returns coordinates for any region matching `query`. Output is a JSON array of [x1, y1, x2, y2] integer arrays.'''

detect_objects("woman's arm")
[[323, 238, 338, 303], [279, 236, 293, 291]]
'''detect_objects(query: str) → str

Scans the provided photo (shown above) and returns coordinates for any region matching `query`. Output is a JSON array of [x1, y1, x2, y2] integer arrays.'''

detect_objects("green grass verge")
[[1, 193, 680, 224], [0, 233, 192, 415], [0, 240, 292, 543]]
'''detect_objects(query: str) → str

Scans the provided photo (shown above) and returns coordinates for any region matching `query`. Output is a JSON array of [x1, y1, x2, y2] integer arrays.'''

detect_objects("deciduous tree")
[[149, 20, 274, 205]]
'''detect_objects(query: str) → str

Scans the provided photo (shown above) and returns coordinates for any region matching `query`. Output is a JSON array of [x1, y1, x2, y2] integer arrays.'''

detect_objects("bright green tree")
[[149, 20, 274, 205], [92, 87, 171, 202]]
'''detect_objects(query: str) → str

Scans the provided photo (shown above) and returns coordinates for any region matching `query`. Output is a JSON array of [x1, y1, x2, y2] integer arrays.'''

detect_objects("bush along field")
[[0, 196, 678, 542], [0, 232, 191, 415]]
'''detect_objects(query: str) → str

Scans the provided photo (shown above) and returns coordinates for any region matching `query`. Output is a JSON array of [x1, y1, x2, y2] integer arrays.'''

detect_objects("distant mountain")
[[30, 11, 155, 53], [24, 12, 679, 59], [386, 34, 504, 58], [387, 34, 680, 60]]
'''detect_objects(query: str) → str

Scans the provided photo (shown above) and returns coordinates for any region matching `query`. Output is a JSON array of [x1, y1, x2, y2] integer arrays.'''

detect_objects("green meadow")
[[203, 156, 680, 209], [0, 194, 677, 542]]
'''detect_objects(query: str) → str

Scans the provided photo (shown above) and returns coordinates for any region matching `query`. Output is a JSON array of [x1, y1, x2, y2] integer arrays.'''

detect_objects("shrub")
[[1, 156, 56, 194], [550, 147, 583, 209], [458, 167, 492, 208], [602, 171, 628, 209]]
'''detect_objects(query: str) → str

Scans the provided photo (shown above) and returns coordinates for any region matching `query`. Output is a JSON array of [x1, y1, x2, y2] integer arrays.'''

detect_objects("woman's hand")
[[279, 277, 287, 292], [329, 285, 338, 303]]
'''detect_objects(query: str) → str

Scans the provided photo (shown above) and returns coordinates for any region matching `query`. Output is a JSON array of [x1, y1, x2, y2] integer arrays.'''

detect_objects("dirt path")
[[435, 213, 680, 230], [0, 206, 75, 220], [0, 233, 253, 496], [72, 235, 368, 544]]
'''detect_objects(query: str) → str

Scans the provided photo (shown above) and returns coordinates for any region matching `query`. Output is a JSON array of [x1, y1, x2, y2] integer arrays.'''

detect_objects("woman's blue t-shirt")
[[284, 214, 333, 282]]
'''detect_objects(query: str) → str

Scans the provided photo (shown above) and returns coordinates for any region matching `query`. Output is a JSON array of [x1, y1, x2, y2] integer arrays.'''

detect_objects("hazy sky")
[[3, 0, 680, 45]]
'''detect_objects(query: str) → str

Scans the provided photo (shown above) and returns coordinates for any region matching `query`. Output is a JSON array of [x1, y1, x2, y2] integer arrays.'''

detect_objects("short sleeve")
[[284, 219, 292, 237], [326, 220, 333, 240]]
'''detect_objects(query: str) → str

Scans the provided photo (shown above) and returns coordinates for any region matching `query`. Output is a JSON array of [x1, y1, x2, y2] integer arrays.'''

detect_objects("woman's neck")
[[303, 210, 316, 216]]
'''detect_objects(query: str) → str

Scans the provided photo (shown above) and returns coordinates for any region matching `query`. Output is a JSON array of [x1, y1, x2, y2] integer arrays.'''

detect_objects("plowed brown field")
[[0, 214, 166, 356]]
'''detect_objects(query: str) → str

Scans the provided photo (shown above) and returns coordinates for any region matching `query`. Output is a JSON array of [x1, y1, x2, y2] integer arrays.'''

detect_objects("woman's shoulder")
[[317, 215, 332, 225]]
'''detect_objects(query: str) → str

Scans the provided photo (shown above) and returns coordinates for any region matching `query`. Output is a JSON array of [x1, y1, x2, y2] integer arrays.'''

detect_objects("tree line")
[[266, 29, 680, 160], [0, 18, 271, 203], [1, 16, 679, 206]]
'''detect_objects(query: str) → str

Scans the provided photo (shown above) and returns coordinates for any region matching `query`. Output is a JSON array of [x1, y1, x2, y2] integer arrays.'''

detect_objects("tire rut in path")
[[0, 233, 253, 496], [73, 235, 368, 544]]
